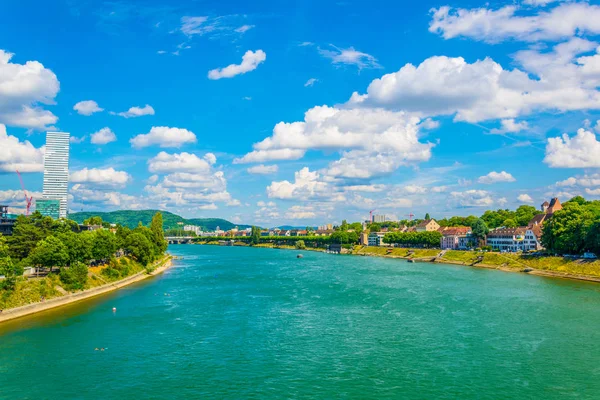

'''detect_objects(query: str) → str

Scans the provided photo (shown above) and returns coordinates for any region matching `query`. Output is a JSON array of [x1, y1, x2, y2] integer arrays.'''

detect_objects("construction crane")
[[369, 209, 376, 222], [16, 170, 34, 216], [405, 212, 415, 221]]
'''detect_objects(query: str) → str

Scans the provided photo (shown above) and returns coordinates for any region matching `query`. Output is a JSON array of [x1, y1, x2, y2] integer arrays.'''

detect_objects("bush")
[[59, 262, 88, 291], [295, 240, 306, 249]]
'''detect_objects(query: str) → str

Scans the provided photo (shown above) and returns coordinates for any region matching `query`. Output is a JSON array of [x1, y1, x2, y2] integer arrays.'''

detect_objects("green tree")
[[425, 213, 431, 220], [340, 220, 349, 231], [7, 216, 47, 260], [503, 218, 518, 228], [59, 261, 88, 290], [124, 232, 154, 266], [514, 205, 542, 226], [150, 212, 168, 255], [83, 216, 103, 226], [295, 240, 306, 249], [586, 222, 600, 255], [29, 235, 70, 272], [251, 226, 261, 245], [471, 219, 489, 246], [541, 202, 593, 254], [0, 234, 23, 291], [92, 230, 118, 261], [57, 231, 93, 265], [567, 196, 587, 206]]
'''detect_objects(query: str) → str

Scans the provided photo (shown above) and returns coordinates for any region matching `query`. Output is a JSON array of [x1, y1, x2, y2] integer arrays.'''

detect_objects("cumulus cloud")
[[208, 50, 266, 80], [236, 106, 433, 179], [318, 45, 381, 69], [70, 167, 131, 187], [347, 52, 600, 123], [556, 173, 600, 188], [130, 126, 196, 148], [450, 190, 495, 207], [0, 50, 59, 130], [73, 100, 103, 116], [478, 171, 516, 184], [267, 167, 330, 200], [284, 205, 316, 219], [90, 127, 117, 145], [148, 152, 217, 173], [113, 104, 155, 118], [490, 119, 529, 134], [247, 164, 279, 175], [518, 193, 534, 203], [70, 136, 86, 144], [544, 128, 600, 168], [429, 3, 600, 43], [0, 124, 44, 172]]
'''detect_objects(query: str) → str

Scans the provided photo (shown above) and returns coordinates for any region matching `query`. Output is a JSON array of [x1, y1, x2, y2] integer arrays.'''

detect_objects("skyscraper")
[[42, 131, 70, 219]]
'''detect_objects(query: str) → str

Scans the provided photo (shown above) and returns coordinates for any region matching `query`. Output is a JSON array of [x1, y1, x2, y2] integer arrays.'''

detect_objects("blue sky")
[[1, 0, 600, 226]]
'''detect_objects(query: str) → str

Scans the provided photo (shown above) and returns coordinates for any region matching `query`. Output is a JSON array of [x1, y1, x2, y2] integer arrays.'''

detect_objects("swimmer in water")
[[95, 348, 99, 351], [100, 348, 105, 351]]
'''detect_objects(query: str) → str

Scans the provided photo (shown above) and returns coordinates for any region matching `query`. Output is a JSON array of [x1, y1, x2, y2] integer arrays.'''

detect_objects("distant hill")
[[276, 225, 317, 230], [69, 210, 250, 231]]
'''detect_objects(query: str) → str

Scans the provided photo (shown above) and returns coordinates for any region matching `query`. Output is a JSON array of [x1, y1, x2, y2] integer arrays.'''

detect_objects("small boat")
[[407, 259, 415, 263], [523, 267, 534, 273], [297, 254, 303, 258]]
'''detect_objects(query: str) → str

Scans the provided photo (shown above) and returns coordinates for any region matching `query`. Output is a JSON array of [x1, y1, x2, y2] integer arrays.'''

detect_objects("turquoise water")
[[2, 245, 600, 399]]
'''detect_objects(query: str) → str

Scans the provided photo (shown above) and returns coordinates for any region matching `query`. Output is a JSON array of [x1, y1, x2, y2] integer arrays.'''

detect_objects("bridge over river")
[[165, 236, 195, 244]]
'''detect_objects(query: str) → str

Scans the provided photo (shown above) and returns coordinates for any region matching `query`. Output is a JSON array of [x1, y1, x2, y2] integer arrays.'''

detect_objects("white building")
[[486, 227, 542, 252], [183, 225, 202, 235], [42, 132, 70, 219], [368, 232, 386, 246], [372, 214, 387, 223]]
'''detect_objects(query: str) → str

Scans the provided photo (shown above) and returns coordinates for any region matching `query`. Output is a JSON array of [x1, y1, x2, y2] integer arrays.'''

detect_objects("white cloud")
[[147, 175, 159, 184], [162, 171, 227, 191], [586, 188, 600, 196], [595, 120, 600, 133], [284, 205, 316, 219], [318, 45, 381, 69], [490, 119, 529, 134], [522, 0, 559, 6], [70, 167, 131, 187], [429, 3, 600, 43], [267, 167, 330, 200], [348, 52, 600, 123], [90, 127, 117, 145], [73, 100, 103, 116], [235, 25, 254, 33], [544, 128, 600, 168], [304, 78, 318, 87], [478, 171, 516, 184], [70, 186, 146, 210], [518, 193, 534, 203], [236, 106, 433, 179], [130, 126, 196, 148], [180, 16, 211, 36], [0, 50, 59, 130], [148, 152, 216, 173], [208, 50, 266, 80], [234, 149, 305, 164], [419, 118, 440, 130], [113, 104, 155, 118], [450, 190, 495, 207], [0, 124, 44, 172], [247, 164, 279, 175], [556, 173, 600, 187], [70, 136, 86, 144], [403, 185, 428, 194], [257, 201, 276, 207]]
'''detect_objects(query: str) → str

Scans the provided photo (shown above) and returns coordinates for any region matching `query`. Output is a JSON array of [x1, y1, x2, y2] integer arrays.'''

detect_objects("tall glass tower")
[[42, 131, 70, 219]]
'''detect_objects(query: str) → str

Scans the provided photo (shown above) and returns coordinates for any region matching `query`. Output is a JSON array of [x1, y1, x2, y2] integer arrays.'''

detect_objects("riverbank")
[[352, 246, 600, 284], [0, 255, 173, 324]]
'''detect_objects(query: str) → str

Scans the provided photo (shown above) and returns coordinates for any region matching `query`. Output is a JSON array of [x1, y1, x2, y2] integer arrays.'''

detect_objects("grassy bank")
[[0, 256, 161, 311], [353, 246, 600, 280]]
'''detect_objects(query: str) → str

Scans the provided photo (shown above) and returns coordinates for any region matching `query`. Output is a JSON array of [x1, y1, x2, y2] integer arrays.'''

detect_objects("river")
[[2, 245, 600, 399]]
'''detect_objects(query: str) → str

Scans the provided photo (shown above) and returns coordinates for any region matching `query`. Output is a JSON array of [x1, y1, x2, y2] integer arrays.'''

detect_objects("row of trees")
[[1, 212, 167, 292], [541, 198, 600, 255], [383, 231, 443, 248]]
